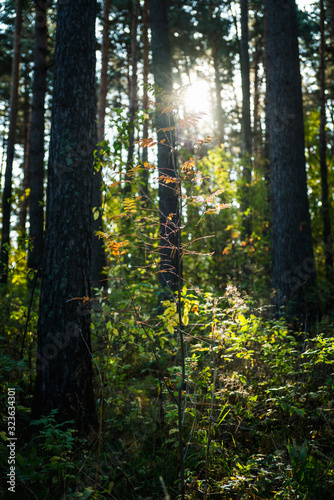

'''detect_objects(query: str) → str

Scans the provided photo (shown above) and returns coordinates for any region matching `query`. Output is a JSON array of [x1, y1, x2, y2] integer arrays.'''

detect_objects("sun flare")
[[183, 80, 213, 117]]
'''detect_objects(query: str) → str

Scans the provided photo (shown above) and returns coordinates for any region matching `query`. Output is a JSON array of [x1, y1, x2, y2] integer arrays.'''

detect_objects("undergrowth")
[[1, 88, 334, 499], [1, 285, 334, 499]]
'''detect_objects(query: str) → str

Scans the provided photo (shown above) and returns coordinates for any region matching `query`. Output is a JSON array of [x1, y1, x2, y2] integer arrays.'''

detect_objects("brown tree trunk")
[[211, 38, 225, 145], [97, 0, 110, 144], [91, 0, 109, 288], [150, 0, 180, 295], [32, 0, 97, 433], [28, 0, 48, 274], [240, 0, 252, 238], [266, 0, 318, 320], [141, 0, 150, 199], [253, 9, 262, 162], [18, 77, 31, 235], [0, 0, 23, 284], [263, 0, 270, 188], [124, 0, 139, 197], [319, 0, 333, 280]]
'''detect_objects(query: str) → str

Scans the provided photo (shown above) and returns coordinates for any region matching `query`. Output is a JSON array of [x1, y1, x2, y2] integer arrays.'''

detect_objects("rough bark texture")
[[32, 0, 97, 433], [91, 0, 109, 288], [319, 0, 333, 280], [28, 1, 48, 273], [0, 0, 23, 283], [149, 0, 180, 294], [266, 0, 318, 319]]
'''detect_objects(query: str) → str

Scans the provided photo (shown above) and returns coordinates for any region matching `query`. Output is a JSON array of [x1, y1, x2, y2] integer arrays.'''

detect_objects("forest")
[[0, 0, 334, 498]]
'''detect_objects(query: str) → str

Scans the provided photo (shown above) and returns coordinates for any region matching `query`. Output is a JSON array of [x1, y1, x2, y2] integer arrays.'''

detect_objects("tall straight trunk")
[[32, 0, 97, 433], [97, 0, 110, 144], [124, 0, 139, 197], [319, 0, 333, 279], [91, 0, 110, 288], [211, 39, 225, 145], [253, 10, 262, 162], [0, 0, 23, 284], [263, 0, 270, 186], [266, 0, 318, 319], [141, 0, 150, 199], [28, 1, 48, 274], [0, 110, 8, 193], [18, 76, 31, 235], [150, 0, 180, 294], [240, 0, 252, 238]]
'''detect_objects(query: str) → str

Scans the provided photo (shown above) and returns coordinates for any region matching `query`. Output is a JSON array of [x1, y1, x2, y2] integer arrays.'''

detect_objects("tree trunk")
[[27, 0, 48, 274], [240, 0, 252, 238], [149, 0, 180, 295], [211, 38, 225, 145], [32, 0, 97, 433], [266, 0, 318, 320], [124, 0, 139, 197], [319, 0, 333, 280], [91, 0, 110, 288], [141, 0, 150, 199], [253, 9, 262, 162], [0, 0, 23, 284], [18, 77, 31, 236]]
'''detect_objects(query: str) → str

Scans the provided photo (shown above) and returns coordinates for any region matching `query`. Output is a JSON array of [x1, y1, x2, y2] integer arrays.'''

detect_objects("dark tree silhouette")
[[28, 0, 48, 275], [0, 0, 23, 283], [150, 0, 180, 295], [266, 0, 318, 319], [32, 0, 97, 432]]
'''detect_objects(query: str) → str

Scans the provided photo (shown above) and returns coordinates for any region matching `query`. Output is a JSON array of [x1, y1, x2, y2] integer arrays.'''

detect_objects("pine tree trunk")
[[91, 0, 109, 288], [18, 79, 31, 236], [266, 0, 318, 320], [211, 38, 225, 145], [141, 0, 150, 199], [253, 9, 262, 162], [319, 0, 333, 280], [28, 0, 47, 274], [32, 0, 97, 433], [240, 0, 252, 238], [124, 0, 139, 197], [150, 0, 180, 294], [0, 0, 23, 284]]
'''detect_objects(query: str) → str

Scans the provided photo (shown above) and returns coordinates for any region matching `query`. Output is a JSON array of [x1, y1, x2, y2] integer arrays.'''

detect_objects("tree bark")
[[141, 0, 150, 199], [0, 0, 23, 283], [319, 0, 333, 280], [240, 0, 252, 238], [32, 0, 97, 433], [149, 0, 180, 295], [211, 38, 225, 145], [28, 0, 48, 274], [18, 76, 31, 235], [266, 0, 318, 319], [91, 0, 110, 288], [124, 0, 139, 197], [252, 8, 262, 162]]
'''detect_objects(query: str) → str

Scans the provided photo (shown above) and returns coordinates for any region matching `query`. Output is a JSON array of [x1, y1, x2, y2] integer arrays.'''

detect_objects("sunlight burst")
[[183, 80, 213, 117]]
